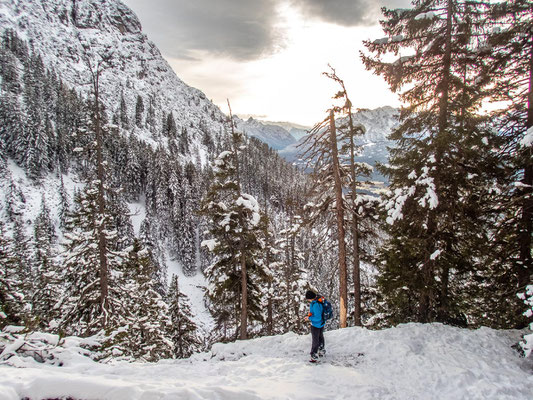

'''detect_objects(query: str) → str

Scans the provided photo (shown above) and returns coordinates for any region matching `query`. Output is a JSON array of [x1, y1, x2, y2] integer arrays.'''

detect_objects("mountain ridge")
[[0, 0, 228, 163]]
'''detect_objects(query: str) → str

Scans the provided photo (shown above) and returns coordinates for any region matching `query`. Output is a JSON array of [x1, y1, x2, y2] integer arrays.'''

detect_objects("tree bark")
[[239, 251, 248, 340], [329, 110, 348, 328]]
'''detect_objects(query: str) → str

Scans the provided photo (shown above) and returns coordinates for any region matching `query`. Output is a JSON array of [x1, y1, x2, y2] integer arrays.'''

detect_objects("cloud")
[[290, 0, 412, 27], [122, 0, 412, 62], [122, 0, 282, 61]]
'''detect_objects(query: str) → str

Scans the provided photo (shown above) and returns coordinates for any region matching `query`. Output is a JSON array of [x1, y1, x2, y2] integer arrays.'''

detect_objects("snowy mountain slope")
[[234, 116, 297, 150], [0, 0, 228, 157], [1, 323, 532, 399]]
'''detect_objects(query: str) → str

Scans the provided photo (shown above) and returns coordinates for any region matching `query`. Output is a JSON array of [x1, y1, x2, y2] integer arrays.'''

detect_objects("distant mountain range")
[[236, 107, 400, 184], [234, 116, 298, 150]]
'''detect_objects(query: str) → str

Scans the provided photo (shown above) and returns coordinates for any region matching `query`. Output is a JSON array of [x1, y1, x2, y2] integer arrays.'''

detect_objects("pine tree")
[[139, 217, 167, 294], [0, 222, 24, 329], [200, 105, 269, 340], [122, 239, 173, 361], [12, 216, 32, 307], [119, 92, 129, 130], [31, 195, 60, 329], [135, 94, 144, 128], [58, 183, 129, 337], [271, 214, 309, 334], [56, 47, 132, 344], [58, 172, 70, 229], [4, 178, 24, 222], [0, 93, 24, 165], [361, 0, 504, 325], [22, 53, 50, 180], [482, 0, 533, 344], [145, 95, 157, 134], [168, 274, 201, 358], [164, 112, 177, 138]]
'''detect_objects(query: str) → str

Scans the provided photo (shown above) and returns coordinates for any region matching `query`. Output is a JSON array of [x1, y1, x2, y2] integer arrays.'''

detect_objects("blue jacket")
[[308, 299, 325, 328]]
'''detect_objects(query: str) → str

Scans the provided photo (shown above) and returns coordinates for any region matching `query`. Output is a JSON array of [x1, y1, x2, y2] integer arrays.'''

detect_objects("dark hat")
[[305, 290, 317, 300]]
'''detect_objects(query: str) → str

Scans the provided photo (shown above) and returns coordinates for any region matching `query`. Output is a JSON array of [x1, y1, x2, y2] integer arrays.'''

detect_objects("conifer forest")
[[0, 0, 532, 366]]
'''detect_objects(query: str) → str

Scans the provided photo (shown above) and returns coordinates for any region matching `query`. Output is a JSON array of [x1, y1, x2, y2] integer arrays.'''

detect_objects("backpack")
[[319, 296, 334, 323]]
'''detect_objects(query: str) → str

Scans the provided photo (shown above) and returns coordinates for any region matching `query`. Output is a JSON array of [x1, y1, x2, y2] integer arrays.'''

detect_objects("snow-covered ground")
[[1, 323, 532, 400], [166, 253, 215, 337]]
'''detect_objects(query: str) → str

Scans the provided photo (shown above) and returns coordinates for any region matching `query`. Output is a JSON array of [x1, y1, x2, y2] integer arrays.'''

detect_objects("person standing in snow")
[[305, 290, 325, 362]]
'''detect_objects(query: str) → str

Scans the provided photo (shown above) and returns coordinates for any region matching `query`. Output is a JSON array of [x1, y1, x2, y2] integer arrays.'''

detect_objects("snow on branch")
[[520, 126, 533, 148], [518, 284, 533, 357]]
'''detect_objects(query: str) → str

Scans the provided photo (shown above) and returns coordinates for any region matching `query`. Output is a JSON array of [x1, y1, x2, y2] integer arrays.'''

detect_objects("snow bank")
[[1, 323, 531, 400]]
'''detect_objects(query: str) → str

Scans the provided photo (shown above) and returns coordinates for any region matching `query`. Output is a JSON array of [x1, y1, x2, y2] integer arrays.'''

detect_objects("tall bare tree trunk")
[[347, 113, 361, 327], [329, 110, 348, 328]]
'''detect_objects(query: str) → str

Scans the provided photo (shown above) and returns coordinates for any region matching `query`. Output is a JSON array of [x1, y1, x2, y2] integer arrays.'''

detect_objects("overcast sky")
[[121, 0, 411, 126]]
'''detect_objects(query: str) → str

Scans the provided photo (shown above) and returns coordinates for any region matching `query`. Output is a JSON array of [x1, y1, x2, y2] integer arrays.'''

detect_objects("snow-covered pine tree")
[[270, 214, 309, 334], [31, 196, 61, 330], [135, 94, 144, 128], [122, 239, 173, 361], [58, 172, 70, 229], [119, 92, 129, 130], [518, 284, 533, 357], [170, 164, 198, 277], [164, 112, 177, 138], [22, 53, 51, 180], [56, 47, 132, 350], [139, 217, 168, 294], [200, 107, 269, 340], [58, 182, 129, 338], [12, 216, 32, 309], [168, 274, 201, 358], [145, 94, 157, 134], [362, 0, 501, 325], [0, 221, 24, 329]]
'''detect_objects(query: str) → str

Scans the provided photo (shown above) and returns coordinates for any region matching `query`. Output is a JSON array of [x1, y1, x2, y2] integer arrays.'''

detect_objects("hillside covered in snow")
[[1, 323, 532, 399], [0, 0, 228, 158]]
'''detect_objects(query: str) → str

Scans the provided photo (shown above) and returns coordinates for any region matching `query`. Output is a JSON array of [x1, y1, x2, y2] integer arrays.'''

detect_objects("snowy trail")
[[1, 323, 532, 400]]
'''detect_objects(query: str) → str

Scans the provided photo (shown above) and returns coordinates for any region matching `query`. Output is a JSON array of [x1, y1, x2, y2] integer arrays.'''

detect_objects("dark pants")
[[310, 326, 325, 356]]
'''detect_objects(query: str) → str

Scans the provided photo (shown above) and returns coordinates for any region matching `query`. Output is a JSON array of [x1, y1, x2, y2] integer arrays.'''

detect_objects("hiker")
[[305, 289, 325, 362]]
